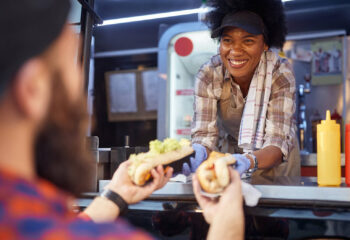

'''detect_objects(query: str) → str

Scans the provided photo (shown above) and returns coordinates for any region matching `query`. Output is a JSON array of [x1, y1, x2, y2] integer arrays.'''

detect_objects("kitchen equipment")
[[157, 22, 218, 140], [86, 136, 111, 192], [317, 110, 341, 186], [298, 73, 311, 153], [110, 146, 148, 176], [310, 110, 322, 153]]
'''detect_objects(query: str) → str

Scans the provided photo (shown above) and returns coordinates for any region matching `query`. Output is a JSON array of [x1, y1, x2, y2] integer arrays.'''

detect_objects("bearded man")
[[0, 0, 173, 239], [0, 0, 244, 239]]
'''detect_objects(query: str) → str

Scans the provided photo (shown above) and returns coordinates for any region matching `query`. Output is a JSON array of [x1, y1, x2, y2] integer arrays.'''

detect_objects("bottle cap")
[[331, 109, 342, 120], [321, 110, 336, 125]]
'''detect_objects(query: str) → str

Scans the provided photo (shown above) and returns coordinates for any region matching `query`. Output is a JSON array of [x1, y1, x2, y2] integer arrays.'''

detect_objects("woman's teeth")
[[229, 59, 247, 65]]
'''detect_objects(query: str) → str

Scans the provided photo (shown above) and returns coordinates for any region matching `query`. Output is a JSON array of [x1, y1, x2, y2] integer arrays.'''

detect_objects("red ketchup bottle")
[[346, 123, 350, 186]]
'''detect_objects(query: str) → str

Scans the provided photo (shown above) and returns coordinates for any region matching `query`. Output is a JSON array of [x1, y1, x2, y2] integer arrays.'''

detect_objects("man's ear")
[[12, 58, 51, 122]]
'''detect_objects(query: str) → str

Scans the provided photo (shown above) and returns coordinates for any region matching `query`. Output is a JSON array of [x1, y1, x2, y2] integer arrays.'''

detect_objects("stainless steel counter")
[[87, 176, 350, 218], [98, 176, 350, 203], [79, 176, 350, 239]]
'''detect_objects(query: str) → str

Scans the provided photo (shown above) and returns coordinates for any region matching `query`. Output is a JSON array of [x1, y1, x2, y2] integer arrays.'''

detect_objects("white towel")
[[238, 50, 278, 152], [241, 181, 262, 206], [169, 174, 192, 183]]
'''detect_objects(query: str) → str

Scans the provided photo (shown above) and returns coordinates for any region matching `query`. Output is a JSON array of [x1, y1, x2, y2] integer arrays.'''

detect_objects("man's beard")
[[34, 75, 94, 197]]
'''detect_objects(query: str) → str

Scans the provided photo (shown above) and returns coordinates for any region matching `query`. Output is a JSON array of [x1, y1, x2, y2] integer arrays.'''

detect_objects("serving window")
[[105, 68, 158, 122]]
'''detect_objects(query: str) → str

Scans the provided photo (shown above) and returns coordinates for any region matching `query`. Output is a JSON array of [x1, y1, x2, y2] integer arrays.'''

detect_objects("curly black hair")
[[205, 0, 287, 48]]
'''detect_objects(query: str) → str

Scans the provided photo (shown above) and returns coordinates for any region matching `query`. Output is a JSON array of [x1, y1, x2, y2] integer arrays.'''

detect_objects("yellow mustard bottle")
[[317, 110, 341, 186]]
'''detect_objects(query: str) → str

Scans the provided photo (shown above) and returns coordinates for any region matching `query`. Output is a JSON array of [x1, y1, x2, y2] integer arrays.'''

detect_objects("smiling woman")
[[219, 27, 267, 96], [190, 0, 301, 179]]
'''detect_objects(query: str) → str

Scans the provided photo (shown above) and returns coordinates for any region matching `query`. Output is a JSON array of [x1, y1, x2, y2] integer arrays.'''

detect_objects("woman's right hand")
[[182, 143, 208, 175]]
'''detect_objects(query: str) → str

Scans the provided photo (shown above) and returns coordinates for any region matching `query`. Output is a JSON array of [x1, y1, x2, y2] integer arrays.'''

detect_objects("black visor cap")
[[211, 11, 267, 39]]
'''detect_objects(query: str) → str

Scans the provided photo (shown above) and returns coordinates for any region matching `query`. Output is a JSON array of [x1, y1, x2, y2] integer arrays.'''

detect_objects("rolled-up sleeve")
[[263, 59, 296, 160], [191, 60, 220, 150]]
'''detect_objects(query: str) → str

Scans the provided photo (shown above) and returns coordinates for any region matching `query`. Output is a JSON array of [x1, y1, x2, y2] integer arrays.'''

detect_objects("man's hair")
[[205, 0, 287, 48], [0, 0, 70, 97]]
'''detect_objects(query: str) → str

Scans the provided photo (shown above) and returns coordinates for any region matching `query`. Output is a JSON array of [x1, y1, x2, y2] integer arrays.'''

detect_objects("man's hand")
[[83, 160, 173, 222], [106, 160, 173, 204], [193, 168, 244, 239], [193, 168, 243, 224]]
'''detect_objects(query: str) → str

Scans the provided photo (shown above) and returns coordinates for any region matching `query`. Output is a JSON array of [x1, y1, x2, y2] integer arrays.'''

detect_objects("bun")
[[128, 139, 194, 185], [196, 151, 236, 193]]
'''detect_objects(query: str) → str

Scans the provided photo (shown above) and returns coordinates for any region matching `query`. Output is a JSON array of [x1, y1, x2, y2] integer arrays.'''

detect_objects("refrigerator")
[[157, 22, 218, 140]]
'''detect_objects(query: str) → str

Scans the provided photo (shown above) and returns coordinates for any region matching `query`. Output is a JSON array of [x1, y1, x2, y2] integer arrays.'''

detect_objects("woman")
[[188, 0, 300, 177]]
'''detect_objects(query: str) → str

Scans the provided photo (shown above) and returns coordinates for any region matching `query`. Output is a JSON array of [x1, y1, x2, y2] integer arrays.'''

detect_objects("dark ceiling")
[[93, 0, 350, 53], [95, 0, 200, 19]]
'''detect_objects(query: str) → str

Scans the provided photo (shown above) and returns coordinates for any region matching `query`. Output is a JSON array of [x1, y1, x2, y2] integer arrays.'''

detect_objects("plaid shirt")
[[0, 169, 154, 240], [192, 54, 296, 159]]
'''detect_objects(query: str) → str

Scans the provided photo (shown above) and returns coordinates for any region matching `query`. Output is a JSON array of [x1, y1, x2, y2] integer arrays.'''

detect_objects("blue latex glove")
[[233, 154, 251, 176], [182, 143, 207, 176]]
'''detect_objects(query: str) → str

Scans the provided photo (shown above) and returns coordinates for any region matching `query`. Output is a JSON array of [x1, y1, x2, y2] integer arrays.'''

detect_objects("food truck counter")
[[78, 176, 350, 239]]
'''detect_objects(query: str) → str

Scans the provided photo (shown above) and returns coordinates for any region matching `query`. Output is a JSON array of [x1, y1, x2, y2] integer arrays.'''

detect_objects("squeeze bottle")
[[346, 124, 350, 185], [317, 110, 341, 186]]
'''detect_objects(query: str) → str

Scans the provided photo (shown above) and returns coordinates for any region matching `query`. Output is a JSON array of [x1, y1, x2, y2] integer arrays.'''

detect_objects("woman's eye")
[[244, 39, 254, 44], [222, 38, 231, 43]]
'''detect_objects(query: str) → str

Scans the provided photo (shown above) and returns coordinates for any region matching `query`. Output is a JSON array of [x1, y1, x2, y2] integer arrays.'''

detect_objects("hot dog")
[[128, 138, 194, 185], [196, 151, 236, 193]]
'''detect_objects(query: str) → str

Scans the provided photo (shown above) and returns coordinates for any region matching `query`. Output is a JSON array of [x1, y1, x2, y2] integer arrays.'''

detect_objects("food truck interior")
[[74, 0, 350, 239]]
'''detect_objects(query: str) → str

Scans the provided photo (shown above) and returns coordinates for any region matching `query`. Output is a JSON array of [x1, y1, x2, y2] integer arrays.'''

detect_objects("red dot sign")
[[174, 37, 193, 57]]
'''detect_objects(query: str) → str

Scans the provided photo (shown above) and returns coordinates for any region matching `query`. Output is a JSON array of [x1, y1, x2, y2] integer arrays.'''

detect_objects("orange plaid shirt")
[[0, 168, 154, 240]]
